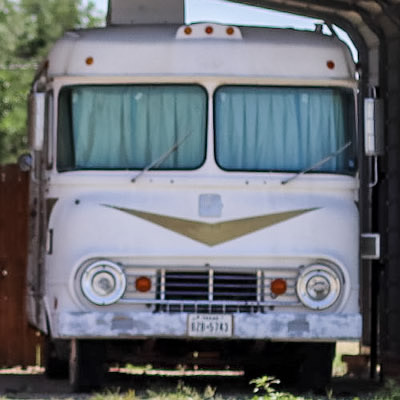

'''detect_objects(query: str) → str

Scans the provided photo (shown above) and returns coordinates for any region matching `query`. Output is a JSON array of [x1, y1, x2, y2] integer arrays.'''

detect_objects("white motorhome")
[[23, 14, 375, 391]]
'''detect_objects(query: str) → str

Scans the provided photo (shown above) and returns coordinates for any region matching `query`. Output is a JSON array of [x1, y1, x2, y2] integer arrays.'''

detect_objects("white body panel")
[[47, 26, 354, 79], [29, 24, 361, 341], [45, 172, 361, 339]]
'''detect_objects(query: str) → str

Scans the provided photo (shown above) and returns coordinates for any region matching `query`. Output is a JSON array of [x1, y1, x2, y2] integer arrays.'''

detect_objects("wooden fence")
[[0, 164, 42, 366]]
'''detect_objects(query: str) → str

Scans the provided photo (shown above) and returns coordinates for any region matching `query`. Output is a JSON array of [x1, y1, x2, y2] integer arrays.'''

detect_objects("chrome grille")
[[164, 271, 258, 301], [120, 267, 301, 313], [161, 271, 259, 312]]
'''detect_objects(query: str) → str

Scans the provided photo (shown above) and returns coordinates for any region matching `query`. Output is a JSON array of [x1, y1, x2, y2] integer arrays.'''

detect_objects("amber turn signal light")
[[271, 278, 287, 296], [135, 276, 152, 292]]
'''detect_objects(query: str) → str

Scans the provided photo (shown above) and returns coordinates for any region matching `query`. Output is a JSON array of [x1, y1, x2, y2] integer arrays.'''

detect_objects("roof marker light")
[[86, 57, 94, 66], [205, 26, 213, 35], [184, 26, 192, 35], [327, 60, 335, 69], [226, 27, 234, 35]]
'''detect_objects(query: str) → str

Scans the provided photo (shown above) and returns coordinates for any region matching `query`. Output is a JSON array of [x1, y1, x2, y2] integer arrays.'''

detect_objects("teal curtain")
[[58, 85, 207, 170], [215, 86, 355, 173]]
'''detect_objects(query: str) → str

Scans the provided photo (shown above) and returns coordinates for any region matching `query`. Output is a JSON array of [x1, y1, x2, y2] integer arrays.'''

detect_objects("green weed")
[[250, 376, 301, 400]]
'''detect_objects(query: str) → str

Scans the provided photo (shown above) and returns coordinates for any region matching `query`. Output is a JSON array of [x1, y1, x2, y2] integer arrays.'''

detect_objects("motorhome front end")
[[26, 24, 361, 390]]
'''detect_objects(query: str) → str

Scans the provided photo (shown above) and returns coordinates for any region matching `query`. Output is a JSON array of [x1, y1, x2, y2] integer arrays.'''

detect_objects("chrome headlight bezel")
[[296, 263, 342, 310], [80, 260, 126, 305]]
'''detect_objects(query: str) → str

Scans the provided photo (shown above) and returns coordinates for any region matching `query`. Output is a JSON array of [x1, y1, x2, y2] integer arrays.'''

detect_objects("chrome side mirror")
[[364, 98, 384, 156], [28, 92, 46, 152]]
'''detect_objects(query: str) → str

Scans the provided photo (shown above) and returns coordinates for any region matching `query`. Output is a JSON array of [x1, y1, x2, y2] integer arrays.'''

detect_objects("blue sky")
[[90, 0, 357, 60], [92, 0, 320, 28]]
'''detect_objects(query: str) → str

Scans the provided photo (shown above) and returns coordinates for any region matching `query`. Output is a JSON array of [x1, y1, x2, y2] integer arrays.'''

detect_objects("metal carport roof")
[[107, 0, 400, 378], [240, 0, 400, 378]]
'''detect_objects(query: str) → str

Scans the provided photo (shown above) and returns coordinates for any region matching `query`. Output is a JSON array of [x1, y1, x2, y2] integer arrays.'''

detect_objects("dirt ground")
[[0, 342, 381, 398], [0, 368, 383, 399]]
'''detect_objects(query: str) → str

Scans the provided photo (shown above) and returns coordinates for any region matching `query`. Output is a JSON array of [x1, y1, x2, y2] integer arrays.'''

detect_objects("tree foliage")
[[0, 0, 103, 164]]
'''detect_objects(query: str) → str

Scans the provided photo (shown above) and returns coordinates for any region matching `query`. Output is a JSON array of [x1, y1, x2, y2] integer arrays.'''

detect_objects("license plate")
[[187, 314, 233, 337]]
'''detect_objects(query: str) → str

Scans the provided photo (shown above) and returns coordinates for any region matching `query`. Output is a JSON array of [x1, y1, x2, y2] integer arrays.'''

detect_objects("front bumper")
[[52, 311, 362, 340]]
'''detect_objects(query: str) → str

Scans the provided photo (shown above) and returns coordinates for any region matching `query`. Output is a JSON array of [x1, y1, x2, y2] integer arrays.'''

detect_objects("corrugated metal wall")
[[0, 164, 42, 366]]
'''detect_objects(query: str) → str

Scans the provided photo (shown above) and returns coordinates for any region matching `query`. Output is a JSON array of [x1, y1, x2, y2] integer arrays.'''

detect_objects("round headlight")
[[81, 260, 126, 305], [296, 263, 342, 310]]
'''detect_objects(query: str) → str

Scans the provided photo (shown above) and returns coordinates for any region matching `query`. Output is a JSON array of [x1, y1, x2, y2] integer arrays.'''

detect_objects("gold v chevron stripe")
[[104, 205, 319, 246]]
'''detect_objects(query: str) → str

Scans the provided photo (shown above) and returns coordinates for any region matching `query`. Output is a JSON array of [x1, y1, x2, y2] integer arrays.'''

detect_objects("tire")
[[244, 342, 334, 393], [243, 342, 301, 385], [296, 343, 335, 393], [44, 338, 69, 379], [69, 339, 106, 392]]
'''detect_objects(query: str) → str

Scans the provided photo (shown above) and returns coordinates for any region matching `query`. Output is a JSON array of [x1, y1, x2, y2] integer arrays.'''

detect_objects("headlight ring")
[[80, 260, 126, 305], [296, 263, 342, 310]]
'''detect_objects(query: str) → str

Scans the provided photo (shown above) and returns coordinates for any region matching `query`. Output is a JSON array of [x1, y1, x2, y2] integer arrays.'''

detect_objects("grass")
[[0, 377, 398, 400], [90, 383, 222, 400], [85, 378, 400, 400], [91, 389, 139, 400]]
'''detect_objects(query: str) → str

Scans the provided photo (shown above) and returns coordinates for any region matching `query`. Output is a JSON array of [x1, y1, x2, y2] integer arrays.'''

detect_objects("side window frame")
[[46, 91, 54, 170]]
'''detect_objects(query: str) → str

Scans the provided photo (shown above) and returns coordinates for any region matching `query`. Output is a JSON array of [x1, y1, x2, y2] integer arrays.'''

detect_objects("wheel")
[[243, 342, 301, 384], [295, 343, 335, 393], [69, 339, 106, 392], [244, 342, 335, 393], [243, 342, 293, 383], [44, 338, 69, 379]]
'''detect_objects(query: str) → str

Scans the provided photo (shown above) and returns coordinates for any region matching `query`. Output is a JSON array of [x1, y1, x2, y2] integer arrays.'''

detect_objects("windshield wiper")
[[281, 141, 352, 185], [131, 132, 191, 183]]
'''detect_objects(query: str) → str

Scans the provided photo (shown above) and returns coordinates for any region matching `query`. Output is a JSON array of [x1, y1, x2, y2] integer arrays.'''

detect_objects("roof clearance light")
[[86, 56, 94, 66], [135, 276, 152, 293], [327, 60, 335, 69], [176, 24, 242, 40], [271, 278, 287, 296]]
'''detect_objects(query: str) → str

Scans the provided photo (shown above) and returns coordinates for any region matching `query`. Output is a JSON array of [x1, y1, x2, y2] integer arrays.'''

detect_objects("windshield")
[[57, 85, 207, 171], [214, 86, 356, 173]]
